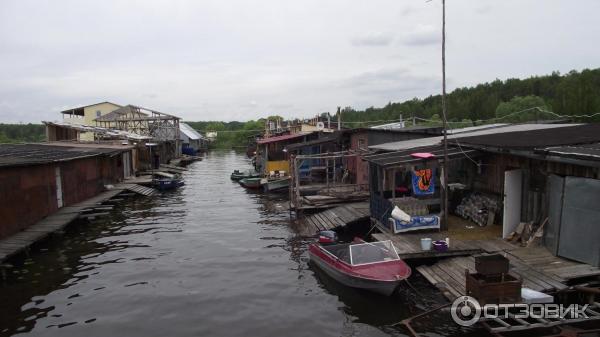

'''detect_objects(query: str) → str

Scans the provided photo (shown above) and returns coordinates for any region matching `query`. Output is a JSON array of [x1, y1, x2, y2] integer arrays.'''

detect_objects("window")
[[96, 110, 101, 117], [358, 138, 366, 150]]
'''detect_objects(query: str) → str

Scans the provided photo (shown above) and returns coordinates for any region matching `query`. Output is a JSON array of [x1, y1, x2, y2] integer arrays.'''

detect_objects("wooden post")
[[289, 154, 294, 212], [381, 167, 386, 198], [294, 155, 301, 215], [392, 168, 397, 203], [326, 158, 330, 193], [441, 0, 449, 231]]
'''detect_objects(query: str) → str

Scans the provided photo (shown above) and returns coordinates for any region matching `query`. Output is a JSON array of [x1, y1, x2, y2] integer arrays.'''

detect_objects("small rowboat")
[[261, 177, 290, 192], [230, 169, 260, 181], [309, 232, 411, 296], [239, 177, 262, 189]]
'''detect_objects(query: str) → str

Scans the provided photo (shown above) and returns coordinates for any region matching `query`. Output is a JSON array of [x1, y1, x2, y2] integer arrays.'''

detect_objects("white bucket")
[[420, 238, 432, 251]]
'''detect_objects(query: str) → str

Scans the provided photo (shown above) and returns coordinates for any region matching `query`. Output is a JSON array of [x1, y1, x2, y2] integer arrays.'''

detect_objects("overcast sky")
[[0, 0, 599, 123]]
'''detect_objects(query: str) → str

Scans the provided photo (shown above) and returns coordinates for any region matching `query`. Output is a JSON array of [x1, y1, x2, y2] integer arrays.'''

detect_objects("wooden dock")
[[416, 254, 570, 301], [372, 231, 516, 259], [119, 183, 158, 196], [0, 182, 159, 263], [372, 218, 600, 301], [0, 189, 123, 262], [302, 202, 370, 232]]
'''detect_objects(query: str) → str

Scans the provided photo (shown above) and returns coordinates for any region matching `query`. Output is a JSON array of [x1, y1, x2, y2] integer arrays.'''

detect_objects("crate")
[[475, 254, 509, 276], [465, 270, 522, 305]]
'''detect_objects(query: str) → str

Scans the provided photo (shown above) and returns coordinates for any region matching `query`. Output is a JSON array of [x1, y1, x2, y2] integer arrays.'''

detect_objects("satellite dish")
[[316, 122, 325, 130]]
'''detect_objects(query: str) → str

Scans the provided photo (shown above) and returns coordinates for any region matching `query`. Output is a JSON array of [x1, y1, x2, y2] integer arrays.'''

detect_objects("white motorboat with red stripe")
[[309, 231, 411, 296]]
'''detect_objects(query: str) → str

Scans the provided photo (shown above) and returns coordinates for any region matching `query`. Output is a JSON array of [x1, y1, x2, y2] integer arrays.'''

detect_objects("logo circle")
[[451, 296, 481, 327]]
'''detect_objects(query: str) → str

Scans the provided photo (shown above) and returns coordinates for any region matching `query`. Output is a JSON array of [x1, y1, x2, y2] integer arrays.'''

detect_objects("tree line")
[[339, 68, 600, 127], [0, 123, 46, 143]]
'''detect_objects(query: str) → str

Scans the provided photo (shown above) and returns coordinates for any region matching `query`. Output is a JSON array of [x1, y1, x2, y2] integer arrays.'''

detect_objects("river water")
[[0, 151, 484, 337]]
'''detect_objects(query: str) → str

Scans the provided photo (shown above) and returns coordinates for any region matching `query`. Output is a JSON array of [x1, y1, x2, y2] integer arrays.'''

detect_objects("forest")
[[1, 68, 599, 146], [0, 124, 46, 143]]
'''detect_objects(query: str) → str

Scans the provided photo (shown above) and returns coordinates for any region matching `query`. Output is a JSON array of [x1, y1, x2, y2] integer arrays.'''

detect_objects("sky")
[[0, 0, 599, 123]]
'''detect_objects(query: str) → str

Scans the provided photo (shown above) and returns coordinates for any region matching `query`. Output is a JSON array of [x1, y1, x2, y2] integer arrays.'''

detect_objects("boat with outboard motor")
[[308, 231, 411, 296], [230, 169, 260, 181]]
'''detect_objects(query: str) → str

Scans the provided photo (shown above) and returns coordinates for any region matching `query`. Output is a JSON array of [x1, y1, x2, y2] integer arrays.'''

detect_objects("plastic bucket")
[[420, 238, 432, 251]]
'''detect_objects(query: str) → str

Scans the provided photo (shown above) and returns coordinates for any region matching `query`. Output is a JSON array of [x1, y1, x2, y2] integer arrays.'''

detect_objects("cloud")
[[475, 4, 493, 14], [400, 24, 439, 46], [338, 68, 439, 98], [351, 32, 394, 47]]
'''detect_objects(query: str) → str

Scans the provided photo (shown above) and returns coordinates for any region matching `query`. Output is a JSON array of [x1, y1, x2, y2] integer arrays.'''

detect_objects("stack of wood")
[[455, 192, 499, 227], [506, 217, 548, 247]]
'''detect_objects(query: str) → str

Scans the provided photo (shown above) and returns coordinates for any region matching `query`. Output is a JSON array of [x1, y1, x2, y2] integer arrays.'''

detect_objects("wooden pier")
[[301, 202, 370, 233], [373, 223, 600, 301], [0, 182, 159, 263]]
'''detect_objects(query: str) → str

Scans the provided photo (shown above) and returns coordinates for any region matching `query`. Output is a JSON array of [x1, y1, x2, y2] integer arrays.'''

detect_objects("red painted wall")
[[0, 155, 125, 240], [349, 132, 369, 186]]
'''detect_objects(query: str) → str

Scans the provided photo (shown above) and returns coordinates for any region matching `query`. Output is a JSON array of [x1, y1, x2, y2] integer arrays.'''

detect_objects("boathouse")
[[179, 123, 207, 155], [365, 123, 600, 266], [345, 126, 445, 186], [0, 143, 135, 240], [255, 132, 317, 175], [447, 123, 600, 267]]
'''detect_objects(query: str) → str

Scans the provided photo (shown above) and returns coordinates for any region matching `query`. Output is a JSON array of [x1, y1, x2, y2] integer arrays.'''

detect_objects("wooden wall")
[[0, 155, 125, 240]]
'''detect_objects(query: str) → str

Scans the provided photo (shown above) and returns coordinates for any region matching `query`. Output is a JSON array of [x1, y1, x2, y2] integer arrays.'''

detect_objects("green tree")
[[495, 95, 550, 122]]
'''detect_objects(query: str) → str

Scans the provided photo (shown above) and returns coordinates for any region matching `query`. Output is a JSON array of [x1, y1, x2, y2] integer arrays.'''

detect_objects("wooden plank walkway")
[[0, 189, 124, 262], [416, 253, 569, 301], [119, 183, 158, 196], [302, 202, 370, 232], [372, 221, 517, 260], [506, 247, 600, 281]]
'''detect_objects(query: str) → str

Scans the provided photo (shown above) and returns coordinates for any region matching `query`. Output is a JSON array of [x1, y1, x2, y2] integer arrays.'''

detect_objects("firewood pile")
[[506, 218, 548, 246], [455, 192, 499, 227]]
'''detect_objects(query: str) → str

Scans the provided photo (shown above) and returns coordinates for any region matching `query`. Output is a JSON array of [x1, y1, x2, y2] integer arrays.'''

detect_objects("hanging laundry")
[[412, 168, 435, 195]]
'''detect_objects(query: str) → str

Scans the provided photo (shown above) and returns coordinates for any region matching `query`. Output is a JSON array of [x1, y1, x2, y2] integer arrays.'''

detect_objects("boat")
[[261, 177, 290, 192], [239, 177, 262, 189], [309, 231, 411, 296], [151, 171, 185, 191], [230, 169, 260, 181], [153, 177, 184, 191]]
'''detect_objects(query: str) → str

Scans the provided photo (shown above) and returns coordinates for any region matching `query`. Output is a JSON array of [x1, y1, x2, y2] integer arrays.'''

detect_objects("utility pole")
[[441, 0, 449, 231], [337, 106, 341, 130]]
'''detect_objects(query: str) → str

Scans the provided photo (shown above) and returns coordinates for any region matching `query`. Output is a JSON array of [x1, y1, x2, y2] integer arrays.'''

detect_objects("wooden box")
[[475, 254, 509, 276], [465, 270, 522, 305]]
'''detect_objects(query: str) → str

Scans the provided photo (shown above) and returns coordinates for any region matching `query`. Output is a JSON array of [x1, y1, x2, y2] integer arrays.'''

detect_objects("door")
[[123, 152, 131, 178], [502, 169, 523, 238], [545, 175, 565, 255], [557, 177, 600, 267], [55, 166, 63, 208]]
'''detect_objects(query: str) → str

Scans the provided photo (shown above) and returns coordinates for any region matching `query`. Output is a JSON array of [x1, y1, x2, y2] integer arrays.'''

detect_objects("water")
[[0, 151, 483, 337]]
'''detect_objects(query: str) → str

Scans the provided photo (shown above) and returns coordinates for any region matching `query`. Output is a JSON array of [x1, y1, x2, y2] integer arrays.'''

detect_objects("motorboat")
[[309, 231, 411, 296]]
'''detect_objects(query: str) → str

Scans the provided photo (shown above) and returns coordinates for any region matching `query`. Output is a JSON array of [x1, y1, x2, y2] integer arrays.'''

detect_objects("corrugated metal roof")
[[451, 123, 597, 149], [0, 143, 129, 168], [180, 123, 204, 140], [256, 133, 308, 145], [369, 124, 578, 151], [363, 144, 479, 167], [43, 121, 152, 141], [539, 143, 600, 161]]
